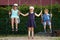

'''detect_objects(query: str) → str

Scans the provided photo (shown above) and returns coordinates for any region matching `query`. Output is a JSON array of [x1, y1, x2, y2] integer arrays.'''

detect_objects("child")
[[42, 9, 52, 33], [22, 6, 42, 39], [9, 4, 23, 31]]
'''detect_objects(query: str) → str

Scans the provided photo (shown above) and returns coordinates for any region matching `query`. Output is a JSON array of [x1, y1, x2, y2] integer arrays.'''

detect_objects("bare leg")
[[31, 27, 34, 39], [15, 18, 18, 31], [44, 25, 46, 33], [11, 18, 14, 31], [28, 27, 31, 39], [43, 22, 46, 33], [49, 25, 52, 33]]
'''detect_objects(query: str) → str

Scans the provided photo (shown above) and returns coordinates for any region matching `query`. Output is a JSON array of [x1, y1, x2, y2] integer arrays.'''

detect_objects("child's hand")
[[20, 13, 25, 16], [40, 10, 42, 13], [20, 13, 29, 16], [50, 14, 52, 17], [39, 10, 42, 15], [9, 12, 11, 15]]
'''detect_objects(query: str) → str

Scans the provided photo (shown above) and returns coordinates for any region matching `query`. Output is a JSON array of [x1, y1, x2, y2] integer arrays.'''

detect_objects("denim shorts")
[[43, 21, 51, 26]]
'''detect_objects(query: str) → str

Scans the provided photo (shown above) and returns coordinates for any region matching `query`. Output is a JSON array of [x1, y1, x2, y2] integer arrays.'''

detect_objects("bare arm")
[[20, 13, 29, 16], [9, 10, 11, 17], [9, 9, 12, 15], [9, 9, 12, 16], [50, 12, 52, 17], [18, 11, 29, 16], [18, 11, 24, 16], [35, 10, 42, 17], [23, 13, 29, 16], [50, 13, 52, 18], [35, 13, 40, 17], [9, 11, 11, 15]]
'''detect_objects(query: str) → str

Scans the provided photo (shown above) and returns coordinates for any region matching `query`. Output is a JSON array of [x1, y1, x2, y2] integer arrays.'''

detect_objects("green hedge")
[[0, 4, 60, 35]]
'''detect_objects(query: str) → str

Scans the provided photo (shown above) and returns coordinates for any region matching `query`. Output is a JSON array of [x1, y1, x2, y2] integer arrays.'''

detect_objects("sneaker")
[[16, 29, 18, 31], [50, 29, 52, 33], [44, 30, 47, 33], [12, 29, 14, 31]]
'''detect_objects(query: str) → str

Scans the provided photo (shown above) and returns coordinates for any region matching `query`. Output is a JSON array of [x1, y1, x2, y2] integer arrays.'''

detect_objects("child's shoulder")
[[28, 12, 36, 13], [47, 14, 50, 15]]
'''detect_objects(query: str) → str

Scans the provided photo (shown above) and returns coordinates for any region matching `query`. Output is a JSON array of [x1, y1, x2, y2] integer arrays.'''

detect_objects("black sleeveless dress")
[[27, 12, 36, 27]]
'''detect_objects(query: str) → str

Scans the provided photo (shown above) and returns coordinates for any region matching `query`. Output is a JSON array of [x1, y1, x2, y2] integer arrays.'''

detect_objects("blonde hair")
[[44, 8, 49, 12], [29, 6, 34, 10]]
